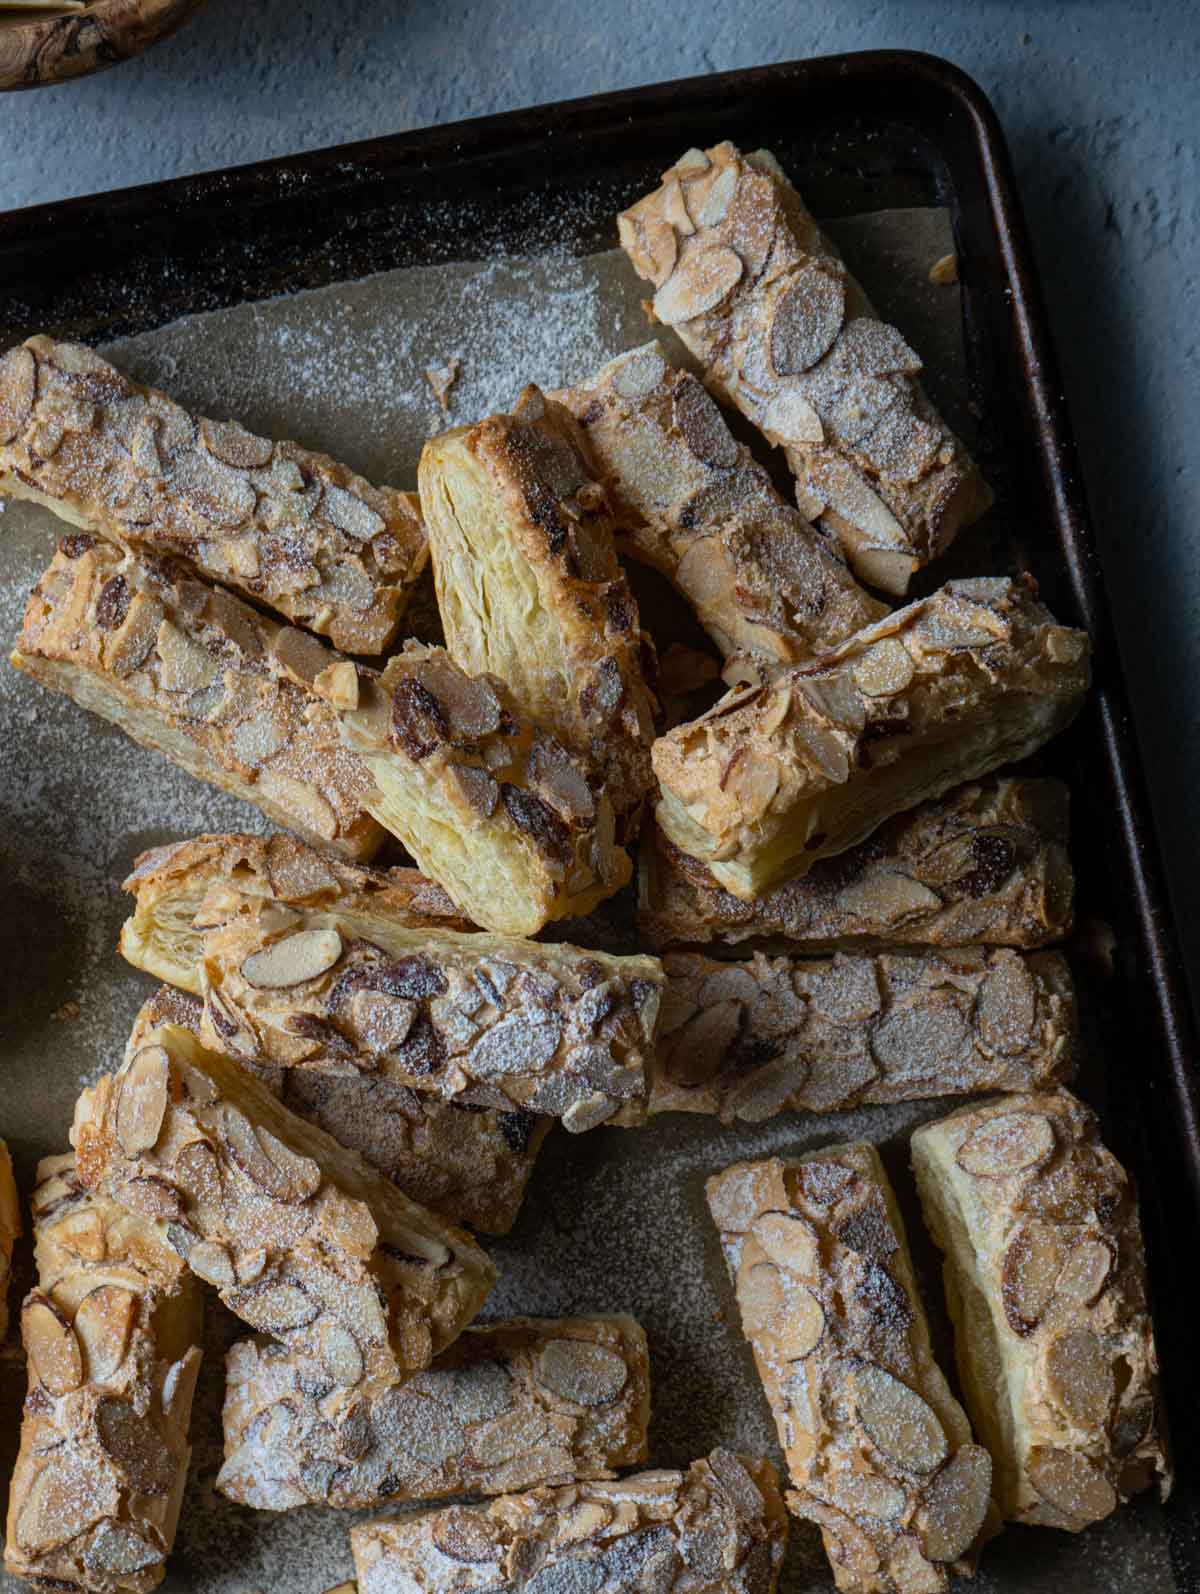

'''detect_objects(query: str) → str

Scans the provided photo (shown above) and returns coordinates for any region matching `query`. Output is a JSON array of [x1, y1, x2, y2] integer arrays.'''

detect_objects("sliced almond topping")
[[725, 1051, 811, 1122], [694, 162, 738, 226], [769, 261, 846, 375], [172, 447, 255, 527], [852, 638, 915, 698], [118, 1175, 182, 1221], [74, 1285, 137, 1382], [976, 953, 1038, 1054], [270, 625, 334, 689], [920, 1444, 992, 1562], [413, 654, 503, 741], [116, 1044, 171, 1156], [203, 418, 273, 470], [324, 484, 385, 542], [432, 1506, 503, 1564], [853, 546, 918, 595], [23, 1295, 84, 1395], [156, 621, 219, 692], [737, 1257, 786, 1333], [653, 245, 744, 324], [1056, 1236, 1114, 1305], [173, 1137, 222, 1203], [956, 1112, 1054, 1179], [95, 1396, 177, 1494], [643, 218, 679, 286], [189, 1239, 237, 1288], [835, 871, 940, 924], [265, 832, 340, 899], [673, 376, 739, 468], [1045, 1329, 1115, 1427], [232, 1279, 320, 1332], [760, 386, 824, 445], [0, 344, 36, 445], [84, 1522, 160, 1577], [536, 1339, 629, 1406], [1002, 1224, 1065, 1334], [661, 177, 696, 237], [1026, 1446, 1117, 1524], [205, 986, 260, 1060], [225, 1109, 323, 1204], [241, 927, 343, 989], [319, 1319, 365, 1386], [752, 1211, 819, 1276], [313, 660, 360, 710], [707, 1448, 764, 1519], [855, 1364, 948, 1475], [447, 761, 500, 818], [16, 1455, 115, 1554], [823, 1468, 908, 1521], [611, 346, 667, 400], [779, 1284, 825, 1360]]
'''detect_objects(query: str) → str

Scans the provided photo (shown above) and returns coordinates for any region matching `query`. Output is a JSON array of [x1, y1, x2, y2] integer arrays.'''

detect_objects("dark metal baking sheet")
[[1, 48, 1196, 1592]]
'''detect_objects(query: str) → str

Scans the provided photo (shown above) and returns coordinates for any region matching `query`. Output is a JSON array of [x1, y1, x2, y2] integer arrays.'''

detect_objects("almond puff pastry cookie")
[[218, 1313, 650, 1510], [557, 343, 886, 670], [654, 945, 1077, 1123], [708, 1146, 999, 1594], [0, 336, 427, 653], [912, 1091, 1172, 1531], [618, 144, 993, 594], [336, 643, 634, 935], [119, 831, 664, 1135], [349, 1449, 789, 1594], [638, 776, 1073, 951], [4, 1153, 202, 1594], [72, 1021, 496, 1385], [130, 984, 551, 1238], [653, 578, 1090, 899], [11, 536, 384, 860], [420, 385, 657, 839]]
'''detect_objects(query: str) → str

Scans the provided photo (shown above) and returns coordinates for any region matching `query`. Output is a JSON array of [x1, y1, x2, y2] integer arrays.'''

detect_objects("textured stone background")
[[1, 0, 1197, 975]]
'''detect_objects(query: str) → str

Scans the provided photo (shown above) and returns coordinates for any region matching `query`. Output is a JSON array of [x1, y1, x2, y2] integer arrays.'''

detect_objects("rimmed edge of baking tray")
[[1, 48, 1197, 1588]]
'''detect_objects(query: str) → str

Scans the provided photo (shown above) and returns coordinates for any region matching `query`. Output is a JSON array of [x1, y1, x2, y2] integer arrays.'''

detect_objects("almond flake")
[[1026, 1446, 1117, 1524], [324, 484, 385, 542], [203, 418, 273, 470], [23, 1295, 84, 1395], [673, 376, 739, 468], [920, 1444, 992, 1561], [612, 346, 667, 400], [116, 1044, 171, 1155], [74, 1285, 137, 1382], [189, 1239, 237, 1288], [241, 927, 343, 989], [221, 1105, 321, 1203], [653, 246, 744, 324], [1001, 1224, 1064, 1334], [95, 1396, 177, 1494], [536, 1339, 628, 1406], [1055, 1236, 1114, 1305], [769, 261, 846, 375], [0, 345, 37, 444], [956, 1112, 1054, 1178], [852, 638, 915, 697], [1045, 1329, 1115, 1427], [854, 1364, 948, 1475]]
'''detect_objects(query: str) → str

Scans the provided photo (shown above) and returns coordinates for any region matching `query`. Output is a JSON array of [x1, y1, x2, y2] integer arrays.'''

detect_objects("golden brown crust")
[[618, 144, 992, 595], [652, 579, 1090, 899], [338, 643, 633, 936], [71, 1023, 497, 1386], [707, 1147, 998, 1594], [420, 386, 657, 835], [119, 832, 663, 1134], [0, 1137, 17, 1344], [218, 1314, 651, 1509], [911, 1091, 1172, 1530], [10, 538, 384, 860], [654, 947, 1077, 1122], [558, 344, 887, 666], [128, 985, 550, 1236], [637, 778, 1074, 950], [350, 1450, 789, 1594], [0, 337, 427, 653], [4, 1154, 202, 1594]]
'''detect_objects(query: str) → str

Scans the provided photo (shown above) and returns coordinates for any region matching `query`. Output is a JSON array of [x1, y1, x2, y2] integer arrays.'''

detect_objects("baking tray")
[[1, 47, 1198, 1592]]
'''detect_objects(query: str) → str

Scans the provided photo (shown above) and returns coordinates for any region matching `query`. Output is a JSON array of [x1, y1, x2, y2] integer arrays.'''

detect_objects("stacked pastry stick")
[[0, 137, 1172, 1594]]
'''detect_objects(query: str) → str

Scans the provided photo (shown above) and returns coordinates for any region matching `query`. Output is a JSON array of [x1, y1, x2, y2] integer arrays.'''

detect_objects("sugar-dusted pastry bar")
[[559, 343, 887, 667], [912, 1092, 1172, 1530], [119, 829, 663, 1134], [0, 336, 427, 653], [336, 643, 634, 935], [653, 579, 1090, 899], [218, 1313, 651, 1509], [638, 777, 1073, 950], [72, 1022, 497, 1383], [10, 538, 384, 860], [618, 144, 992, 595], [350, 1448, 789, 1594], [419, 385, 657, 836], [655, 946, 1077, 1122], [1, 1136, 19, 1342], [129, 983, 550, 1236], [4, 1153, 202, 1594], [708, 1147, 997, 1594]]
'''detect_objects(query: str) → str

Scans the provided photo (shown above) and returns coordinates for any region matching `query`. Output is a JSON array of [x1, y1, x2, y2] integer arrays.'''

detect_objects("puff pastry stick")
[[654, 946, 1077, 1122], [638, 777, 1073, 950], [420, 385, 657, 836], [337, 643, 633, 935], [72, 1022, 496, 1386], [707, 1147, 998, 1594], [10, 538, 384, 860], [653, 578, 1090, 899], [119, 831, 663, 1133], [4, 1154, 202, 1594], [218, 1313, 651, 1509], [558, 343, 886, 668], [350, 1449, 789, 1594], [911, 1091, 1172, 1530], [1, 1136, 19, 1342], [0, 336, 427, 653], [618, 143, 992, 594], [132, 982, 551, 1235]]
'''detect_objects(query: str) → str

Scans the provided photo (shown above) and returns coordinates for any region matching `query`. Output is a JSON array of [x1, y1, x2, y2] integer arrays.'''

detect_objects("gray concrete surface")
[[1, 0, 1198, 972]]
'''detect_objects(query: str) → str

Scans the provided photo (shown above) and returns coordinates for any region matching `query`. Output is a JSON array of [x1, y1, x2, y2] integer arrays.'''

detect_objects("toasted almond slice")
[[116, 1044, 171, 1156], [1001, 1223, 1064, 1334], [189, 1239, 237, 1288], [835, 871, 940, 923], [855, 1364, 948, 1475], [241, 927, 343, 989], [779, 1285, 825, 1360], [1026, 1446, 1117, 1524], [737, 1257, 787, 1333], [956, 1112, 1054, 1178], [0, 344, 36, 444], [920, 1444, 992, 1562], [319, 1319, 365, 1387], [220, 1105, 321, 1203], [233, 1279, 320, 1333], [23, 1295, 84, 1395], [95, 1396, 177, 1494], [653, 245, 744, 324], [432, 1506, 503, 1565], [752, 1211, 819, 1277], [1045, 1329, 1116, 1427], [73, 1285, 137, 1382], [612, 346, 668, 399], [769, 261, 846, 375], [270, 625, 334, 689], [852, 637, 916, 698], [536, 1339, 628, 1406], [1055, 1236, 1114, 1305], [760, 386, 824, 444], [976, 954, 1037, 1054]]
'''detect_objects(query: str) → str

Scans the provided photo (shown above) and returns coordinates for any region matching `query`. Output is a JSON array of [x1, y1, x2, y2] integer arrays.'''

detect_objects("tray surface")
[[0, 49, 1197, 1594]]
